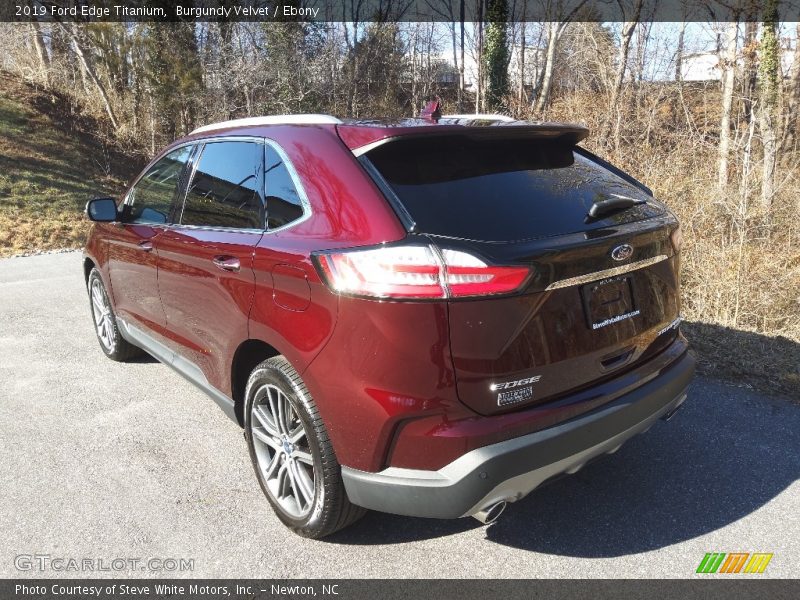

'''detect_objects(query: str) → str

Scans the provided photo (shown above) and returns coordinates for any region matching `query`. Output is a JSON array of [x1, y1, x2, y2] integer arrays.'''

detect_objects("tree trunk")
[[608, 20, 638, 148], [218, 23, 233, 119], [534, 22, 559, 113], [475, 0, 484, 113], [782, 23, 800, 151], [740, 111, 756, 202], [717, 20, 738, 189], [449, 18, 460, 109], [760, 114, 778, 215], [59, 23, 120, 130], [410, 27, 419, 111], [343, 22, 360, 117], [483, 0, 509, 112], [29, 22, 49, 86], [758, 2, 780, 215], [606, 1, 644, 150], [148, 88, 156, 156], [634, 21, 649, 84], [742, 21, 758, 124], [530, 0, 588, 113], [675, 21, 685, 81], [459, 0, 466, 111], [518, 21, 526, 105]]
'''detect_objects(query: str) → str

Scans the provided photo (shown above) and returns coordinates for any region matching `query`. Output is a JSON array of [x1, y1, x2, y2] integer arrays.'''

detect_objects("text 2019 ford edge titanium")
[[83, 111, 694, 538]]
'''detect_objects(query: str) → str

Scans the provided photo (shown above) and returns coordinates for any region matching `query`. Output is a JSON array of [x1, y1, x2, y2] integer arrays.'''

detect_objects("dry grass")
[[0, 72, 142, 257], [682, 321, 799, 398], [541, 87, 800, 399]]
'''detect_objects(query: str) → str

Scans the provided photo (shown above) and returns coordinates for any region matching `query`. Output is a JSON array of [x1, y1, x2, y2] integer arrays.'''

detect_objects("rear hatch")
[[363, 132, 682, 416]]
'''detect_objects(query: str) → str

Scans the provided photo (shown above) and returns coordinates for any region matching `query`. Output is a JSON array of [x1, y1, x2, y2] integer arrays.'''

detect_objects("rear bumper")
[[341, 349, 695, 519]]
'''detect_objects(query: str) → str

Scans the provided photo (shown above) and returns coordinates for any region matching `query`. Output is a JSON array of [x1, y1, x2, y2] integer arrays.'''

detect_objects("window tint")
[[264, 145, 304, 229], [181, 141, 264, 230], [366, 136, 664, 242], [127, 146, 191, 224]]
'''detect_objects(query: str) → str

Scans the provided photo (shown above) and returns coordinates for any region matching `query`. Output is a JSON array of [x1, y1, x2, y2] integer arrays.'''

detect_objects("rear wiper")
[[585, 194, 646, 222]]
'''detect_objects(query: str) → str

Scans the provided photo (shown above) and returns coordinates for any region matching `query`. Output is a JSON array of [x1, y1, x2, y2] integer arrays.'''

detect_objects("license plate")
[[497, 385, 533, 407], [581, 276, 639, 330]]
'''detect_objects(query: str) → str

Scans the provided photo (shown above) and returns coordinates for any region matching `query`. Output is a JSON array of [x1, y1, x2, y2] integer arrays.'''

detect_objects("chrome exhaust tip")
[[472, 501, 507, 524]]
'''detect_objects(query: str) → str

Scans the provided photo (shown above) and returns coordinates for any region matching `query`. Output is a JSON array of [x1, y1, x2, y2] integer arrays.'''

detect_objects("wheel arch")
[[230, 339, 282, 426], [83, 256, 96, 282]]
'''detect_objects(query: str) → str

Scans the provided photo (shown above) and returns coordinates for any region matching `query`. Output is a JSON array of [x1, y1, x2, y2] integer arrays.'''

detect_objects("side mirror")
[[86, 197, 118, 222]]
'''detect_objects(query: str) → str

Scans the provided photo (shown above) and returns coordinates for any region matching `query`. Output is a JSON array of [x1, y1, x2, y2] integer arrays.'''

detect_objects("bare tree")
[[717, 20, 738, 189], [483, 0, 510, 111], [475, 0, 485, 112], [782, 22, 800, 152], [533, 22, 559, 112], [741, 21, 758, 124], [57, 23, 119, 130], [606, 0, 644, 150], [516, 13, 527, 104], [532, 0, 589, 113], [29, 21, 49, 85], [757, 0, 779, 215], [429, 0, 467, 110], [674, 21, 686, 81]]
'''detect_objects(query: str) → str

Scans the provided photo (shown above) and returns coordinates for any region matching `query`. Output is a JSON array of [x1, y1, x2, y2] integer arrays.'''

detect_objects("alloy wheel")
[[250, 384, 316, 518], [90, 278, 115, 352]]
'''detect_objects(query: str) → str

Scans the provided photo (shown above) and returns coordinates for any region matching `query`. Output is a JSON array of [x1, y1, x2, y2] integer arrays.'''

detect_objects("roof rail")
[[190, 114, 342, 135], [443, 114, 515, 122]]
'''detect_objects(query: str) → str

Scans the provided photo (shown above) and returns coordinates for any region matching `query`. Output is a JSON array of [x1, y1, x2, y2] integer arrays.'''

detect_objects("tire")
[[244, 356, 365, 538], [87, 268, 142, 362]]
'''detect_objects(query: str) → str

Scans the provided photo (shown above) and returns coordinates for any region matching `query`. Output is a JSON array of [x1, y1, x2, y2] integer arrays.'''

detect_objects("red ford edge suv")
[[83, 111, 694, 538]]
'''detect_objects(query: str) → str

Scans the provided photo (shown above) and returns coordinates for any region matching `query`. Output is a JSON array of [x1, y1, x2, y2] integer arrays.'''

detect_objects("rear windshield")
[[365, 135, 664, 242]]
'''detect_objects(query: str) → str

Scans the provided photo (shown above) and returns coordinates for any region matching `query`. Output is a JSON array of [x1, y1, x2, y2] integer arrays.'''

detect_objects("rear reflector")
[[315, 245, 530, 300], [670, 225, 683, 252]]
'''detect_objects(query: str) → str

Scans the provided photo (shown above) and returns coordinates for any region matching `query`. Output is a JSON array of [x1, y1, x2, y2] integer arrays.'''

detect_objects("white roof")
[[443, 114, 515, 122], [190, 114, 342, 135]]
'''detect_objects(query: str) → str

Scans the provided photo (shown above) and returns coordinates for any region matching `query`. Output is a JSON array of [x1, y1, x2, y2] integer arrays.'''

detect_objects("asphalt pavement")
[[1, 251, 798, 578]]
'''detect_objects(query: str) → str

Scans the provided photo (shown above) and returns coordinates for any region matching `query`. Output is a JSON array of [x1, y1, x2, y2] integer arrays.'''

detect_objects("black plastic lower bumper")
[[341, 349, 695, 519]]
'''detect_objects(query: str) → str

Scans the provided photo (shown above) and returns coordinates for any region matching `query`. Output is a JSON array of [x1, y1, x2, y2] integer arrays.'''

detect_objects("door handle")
[[212, 256, 241, 273], [138, 241, 154, 252]]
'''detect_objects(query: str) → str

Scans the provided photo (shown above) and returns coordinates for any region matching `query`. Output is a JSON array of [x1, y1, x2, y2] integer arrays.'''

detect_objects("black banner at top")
[[3, 0, 800, 23]]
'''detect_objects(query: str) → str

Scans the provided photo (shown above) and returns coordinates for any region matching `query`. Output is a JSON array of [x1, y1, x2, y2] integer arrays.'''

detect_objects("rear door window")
[[180, 141, 264, 230], [365, 135, 664, 242], [127, 146, 192, 224], [264, 144, 305, 230]]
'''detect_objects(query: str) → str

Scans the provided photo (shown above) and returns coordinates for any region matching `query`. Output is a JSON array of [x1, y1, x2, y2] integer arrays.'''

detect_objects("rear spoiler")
[[341, 122, 590, 157]]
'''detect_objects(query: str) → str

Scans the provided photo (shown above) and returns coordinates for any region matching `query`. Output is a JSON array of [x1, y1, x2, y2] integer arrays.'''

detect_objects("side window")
[[127, 146, 192, 224], [181, 141, 264, 230], [264, 144, 305, 230]]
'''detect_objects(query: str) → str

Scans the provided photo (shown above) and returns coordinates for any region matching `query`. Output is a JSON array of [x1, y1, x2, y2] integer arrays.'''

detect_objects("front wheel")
[[87, 268, 142, 362], [244, 356, 365, 538]]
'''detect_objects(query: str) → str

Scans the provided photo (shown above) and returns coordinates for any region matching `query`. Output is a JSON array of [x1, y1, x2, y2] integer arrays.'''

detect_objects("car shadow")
[[327, 375, 800, 554], [128, 352, 159, 364], [681, 320, 799, 399]]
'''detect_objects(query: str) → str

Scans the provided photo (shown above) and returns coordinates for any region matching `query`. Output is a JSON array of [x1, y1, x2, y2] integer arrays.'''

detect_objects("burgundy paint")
[[84, 119, 686, 476]]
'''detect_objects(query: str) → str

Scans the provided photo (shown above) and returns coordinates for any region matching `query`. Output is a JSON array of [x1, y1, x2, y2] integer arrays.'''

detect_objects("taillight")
[[315, 245, 531, 300], [317, 245, 444, 299], [440, 248, 530, 297]]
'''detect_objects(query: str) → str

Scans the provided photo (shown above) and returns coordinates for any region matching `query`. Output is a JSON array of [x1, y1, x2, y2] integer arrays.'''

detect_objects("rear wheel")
[[87, 268, 141, 362], [245, 356, 365, 538]]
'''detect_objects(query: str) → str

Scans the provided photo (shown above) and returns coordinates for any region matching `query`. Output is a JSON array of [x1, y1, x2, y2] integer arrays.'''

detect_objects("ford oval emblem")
[[611, 244, 634, 261]]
